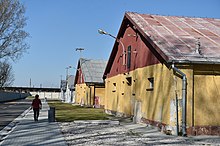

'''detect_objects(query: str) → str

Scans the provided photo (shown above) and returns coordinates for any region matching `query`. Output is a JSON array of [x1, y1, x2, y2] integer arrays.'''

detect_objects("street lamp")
[[65, 65, 72, 91], [98, 29, 117, 39], [98, 29, 126, 66], [75, 48, 85, 58]]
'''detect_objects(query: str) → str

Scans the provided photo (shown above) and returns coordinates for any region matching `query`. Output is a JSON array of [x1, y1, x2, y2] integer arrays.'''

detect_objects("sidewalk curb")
[[74, 120, 120, 125]]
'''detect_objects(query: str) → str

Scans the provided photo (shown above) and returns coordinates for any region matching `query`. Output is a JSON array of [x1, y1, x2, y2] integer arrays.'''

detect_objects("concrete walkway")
[[0, 101, 67, 146]]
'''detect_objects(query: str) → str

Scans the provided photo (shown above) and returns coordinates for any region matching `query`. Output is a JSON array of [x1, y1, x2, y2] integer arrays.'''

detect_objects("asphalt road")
[[0, 99, 31, 131]]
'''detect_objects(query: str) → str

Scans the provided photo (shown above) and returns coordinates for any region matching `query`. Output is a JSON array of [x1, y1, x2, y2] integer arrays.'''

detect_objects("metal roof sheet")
[[80, 58, 107, 83], [67, 75, 75, 89], [126, 12, 220, 63]]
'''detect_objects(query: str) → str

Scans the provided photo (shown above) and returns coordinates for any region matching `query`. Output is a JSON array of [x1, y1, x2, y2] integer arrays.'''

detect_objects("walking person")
[[32, 94, 42, 121]]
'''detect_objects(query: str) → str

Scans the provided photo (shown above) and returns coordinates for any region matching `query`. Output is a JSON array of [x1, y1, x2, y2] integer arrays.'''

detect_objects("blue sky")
[[13, 0, 220, 88]]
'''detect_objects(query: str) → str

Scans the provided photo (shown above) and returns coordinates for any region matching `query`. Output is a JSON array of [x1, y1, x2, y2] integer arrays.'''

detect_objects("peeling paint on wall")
[[133, 100, 142, 123]]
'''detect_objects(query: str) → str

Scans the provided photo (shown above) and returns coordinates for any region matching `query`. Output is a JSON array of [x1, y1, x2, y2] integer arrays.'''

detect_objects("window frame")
[[147, 77, 154, 91]]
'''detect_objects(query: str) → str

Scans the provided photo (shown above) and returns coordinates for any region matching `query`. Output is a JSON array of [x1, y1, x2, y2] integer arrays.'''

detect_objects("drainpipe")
[[171, 64, 187, 136]]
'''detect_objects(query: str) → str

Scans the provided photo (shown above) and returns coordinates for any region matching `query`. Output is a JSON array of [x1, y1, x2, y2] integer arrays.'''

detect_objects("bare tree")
[[0, 60, 14, 88], [0, 0, 29, 61], [0, 0, 29, 87]]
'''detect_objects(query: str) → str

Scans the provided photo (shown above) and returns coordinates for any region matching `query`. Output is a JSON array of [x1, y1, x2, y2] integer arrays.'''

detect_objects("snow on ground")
[[59, 122, 220, 146]]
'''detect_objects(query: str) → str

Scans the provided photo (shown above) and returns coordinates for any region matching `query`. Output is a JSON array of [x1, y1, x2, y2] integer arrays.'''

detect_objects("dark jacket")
[[32, 98, 42, 109]]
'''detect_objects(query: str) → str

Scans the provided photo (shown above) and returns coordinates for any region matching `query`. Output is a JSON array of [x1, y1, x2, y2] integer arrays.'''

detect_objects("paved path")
[[0, 101, 67, 146], [0, 99, 31, 131]]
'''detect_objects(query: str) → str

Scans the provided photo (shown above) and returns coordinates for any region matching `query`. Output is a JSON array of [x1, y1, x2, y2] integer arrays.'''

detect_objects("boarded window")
[[127, 45, 131, 69]]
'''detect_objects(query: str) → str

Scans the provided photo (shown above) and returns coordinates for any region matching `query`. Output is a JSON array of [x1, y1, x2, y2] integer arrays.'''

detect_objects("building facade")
[[103, 12, 220, 136], [74, 58, 107, 108]]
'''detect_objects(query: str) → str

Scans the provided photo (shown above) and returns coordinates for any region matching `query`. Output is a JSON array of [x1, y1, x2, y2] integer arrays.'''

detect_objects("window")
[[126, 77, 132, 86], [127, 45, 131, 69], [147, 77, 154, 90], [112, 83, 116, 92]]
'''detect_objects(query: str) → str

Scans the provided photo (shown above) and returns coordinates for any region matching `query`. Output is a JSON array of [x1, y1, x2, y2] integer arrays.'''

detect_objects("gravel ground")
[[59, 122, 220, 146]]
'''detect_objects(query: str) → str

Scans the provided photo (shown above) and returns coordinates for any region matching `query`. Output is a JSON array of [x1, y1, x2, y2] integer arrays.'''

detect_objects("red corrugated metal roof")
[[126, 12, 220, 63]]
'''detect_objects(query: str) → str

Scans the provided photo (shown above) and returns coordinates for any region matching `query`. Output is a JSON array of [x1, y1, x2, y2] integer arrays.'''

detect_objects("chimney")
[[195, 38, 202, 55]]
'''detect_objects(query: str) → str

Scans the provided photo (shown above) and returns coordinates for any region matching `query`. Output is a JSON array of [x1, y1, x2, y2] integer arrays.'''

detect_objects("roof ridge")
[[126, 12, 220, 20]]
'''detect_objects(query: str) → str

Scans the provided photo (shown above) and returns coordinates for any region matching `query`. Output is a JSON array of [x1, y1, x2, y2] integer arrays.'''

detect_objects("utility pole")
[[29, 78, 31, 88]]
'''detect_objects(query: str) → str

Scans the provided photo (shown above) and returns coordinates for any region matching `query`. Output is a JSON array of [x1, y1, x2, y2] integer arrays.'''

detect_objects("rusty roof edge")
[[168, 59, 220, 65], [125, 12, 170, 62], [126, 11, 220, 21]]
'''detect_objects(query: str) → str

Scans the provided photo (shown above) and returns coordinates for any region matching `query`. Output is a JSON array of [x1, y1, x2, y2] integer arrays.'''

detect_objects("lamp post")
[[66, 66, 72, 77], [98, 29, 126, 65], [65, 66, 72, 102], [75, 48, 85, 59]]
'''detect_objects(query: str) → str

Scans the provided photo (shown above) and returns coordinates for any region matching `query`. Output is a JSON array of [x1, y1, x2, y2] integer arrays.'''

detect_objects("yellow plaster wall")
[[89, 86, 94, 105], [75, 84, 105, 107], [139, 64, 174, 125], [193, 65, 220, 126], [95, 88, 105, 106], [174, 64, 220, 128], [105, 74, 126, 114], [105, 63, 220, 130], [75, 83, 89, 105], [105, 64, 177, 125]]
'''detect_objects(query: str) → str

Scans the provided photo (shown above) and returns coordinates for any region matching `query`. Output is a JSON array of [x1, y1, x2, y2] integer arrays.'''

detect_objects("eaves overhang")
[[168, 59, 220, 65]]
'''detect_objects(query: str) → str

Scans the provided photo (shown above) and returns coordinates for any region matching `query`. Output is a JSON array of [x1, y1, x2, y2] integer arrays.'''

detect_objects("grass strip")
[[48, 100, 109, 122]]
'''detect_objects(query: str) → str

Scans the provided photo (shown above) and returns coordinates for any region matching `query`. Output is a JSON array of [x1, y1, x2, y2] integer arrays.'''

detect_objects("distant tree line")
[[0, 0, 29, 89]]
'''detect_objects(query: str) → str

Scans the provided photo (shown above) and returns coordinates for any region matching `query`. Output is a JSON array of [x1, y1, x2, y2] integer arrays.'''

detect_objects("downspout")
[[171, 64, 187, 136], [175, 91, 179, 136]]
